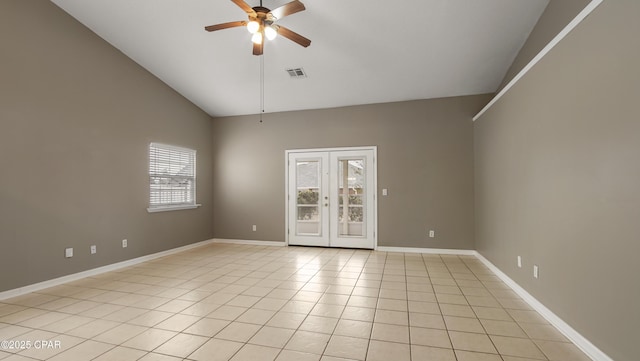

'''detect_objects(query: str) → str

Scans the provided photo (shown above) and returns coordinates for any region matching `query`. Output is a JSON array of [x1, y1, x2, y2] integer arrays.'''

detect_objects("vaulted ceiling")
[[51, 0, 549, 117]]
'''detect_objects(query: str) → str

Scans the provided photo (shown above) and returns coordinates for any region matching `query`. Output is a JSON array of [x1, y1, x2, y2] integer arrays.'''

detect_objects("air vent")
[[286, 67, 307, 79]]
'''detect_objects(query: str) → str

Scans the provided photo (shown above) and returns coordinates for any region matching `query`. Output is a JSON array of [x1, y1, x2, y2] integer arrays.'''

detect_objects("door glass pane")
[[296, 161, 321, 235], [337, 159, 365, 237]]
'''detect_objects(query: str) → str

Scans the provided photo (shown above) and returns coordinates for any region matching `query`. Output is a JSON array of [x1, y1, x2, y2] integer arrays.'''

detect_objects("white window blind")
[[148, 143, 197, 211]]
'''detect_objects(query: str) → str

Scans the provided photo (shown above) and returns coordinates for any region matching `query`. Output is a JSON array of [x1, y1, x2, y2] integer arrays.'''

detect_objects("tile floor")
[[0, 244, 592, 361]]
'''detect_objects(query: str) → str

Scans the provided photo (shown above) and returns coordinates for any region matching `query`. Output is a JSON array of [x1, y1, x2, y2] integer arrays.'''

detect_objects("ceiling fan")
[[205, 0, 311, 56]]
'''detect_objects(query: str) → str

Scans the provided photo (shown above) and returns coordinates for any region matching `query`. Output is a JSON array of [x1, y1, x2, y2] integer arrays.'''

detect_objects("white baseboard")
[[212, 238, 285, 247], [376, 246, 476, 256], [0, 238, 216, 301], [474, 252, 612, 361]]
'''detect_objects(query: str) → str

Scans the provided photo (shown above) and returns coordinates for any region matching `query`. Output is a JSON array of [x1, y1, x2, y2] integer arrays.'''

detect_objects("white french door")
[[287, 147, 376, 249]]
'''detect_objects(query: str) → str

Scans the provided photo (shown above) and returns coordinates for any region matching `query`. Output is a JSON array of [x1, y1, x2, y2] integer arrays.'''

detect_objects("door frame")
[[285, 146, 378, 249]]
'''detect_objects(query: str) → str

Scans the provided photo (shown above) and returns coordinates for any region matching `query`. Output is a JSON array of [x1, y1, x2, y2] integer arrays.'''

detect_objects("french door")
[[286, 147, 376, 249]]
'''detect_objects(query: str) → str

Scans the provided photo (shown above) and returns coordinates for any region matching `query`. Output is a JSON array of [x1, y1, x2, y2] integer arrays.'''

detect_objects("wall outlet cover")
[[65, 248, 73, 258], [429, 230, 435, 238], [90, 245, 97, 254], [122, 239, 128, 248]]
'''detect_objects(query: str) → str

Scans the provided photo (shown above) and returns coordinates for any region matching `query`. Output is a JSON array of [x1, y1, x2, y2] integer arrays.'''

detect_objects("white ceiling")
[[51, 0, 549, 117]]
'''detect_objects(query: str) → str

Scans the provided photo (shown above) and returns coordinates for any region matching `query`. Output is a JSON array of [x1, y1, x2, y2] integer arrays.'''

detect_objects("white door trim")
[[285, 146, 378, 249]]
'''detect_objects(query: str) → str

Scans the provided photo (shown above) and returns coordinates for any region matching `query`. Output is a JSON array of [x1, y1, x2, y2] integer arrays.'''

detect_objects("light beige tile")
[[411, 345, 456, 361], [18, 311, 69, 328], [347, 296, 377, 308], [506, 310, 548, 324], [207, 305, 249, 321], [310, 304, 344, 318], [121, 328, 177, 351], [285, 330, 330, 354], [249, 326, 294, 348], [448, 331, 497, 353], [138, 352, 186, 361], [18, 333, 84, 360], [253, 298, 288, 311], [376, 298, 408, 312], [227, 295, 261, 308], [490, 335, 546, 359], [471, 306, 512, 321], [189, 338, 243, 361], [66, 319, 120, 338], [230, 344, 280, 361], [367, 340, 410, 361], [281, 300, 316, 314], [180, 302, 221, 316], [154, 333, 208, 358], [266, 312, 307, 329], [333, 319, 371, 338], [324, 335, 369, 360], [215, 322, 261, 342], [443, 316, 484, 333], [93, 323, 148, 345], [184, 317, 230, 337], [341, 307, 375, 322], [46, 340, 114, 361], [40, 315, 94, 333], [155, 314, 200, 332], [408, 301, 441, 314], [479, 319, 527, 337], [102, 307, 148, 323], [534, 340, 591, 361], [91, 346, 146, 361], [409, 327, 451, 348], [439, 304, 474, 318], [299, 315, 339, 334], [374, 309, 408, 325], [155, 299, 195, 313], [127, 310, 173, 327], [371, 323, 409, 343], [454, 350, 503, 361], [409, 313, 445, 329], [519, 323, 568, 342], [275, 349, 320, 361]]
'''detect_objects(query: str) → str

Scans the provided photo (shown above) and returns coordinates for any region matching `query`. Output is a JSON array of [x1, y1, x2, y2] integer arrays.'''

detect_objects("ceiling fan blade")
[[278, 26, 311, 47], [270, 1, 305, 20], [253, 41, 264, 56], [231, 0, 256, 14], [205, 21, 247, 32]]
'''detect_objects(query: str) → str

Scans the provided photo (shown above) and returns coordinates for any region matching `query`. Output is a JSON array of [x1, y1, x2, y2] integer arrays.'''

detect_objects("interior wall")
[[212, 95, 490, 249], [0, 0, 214, 293], [474, 1, 640, 360], [499, 0, 590, 89]]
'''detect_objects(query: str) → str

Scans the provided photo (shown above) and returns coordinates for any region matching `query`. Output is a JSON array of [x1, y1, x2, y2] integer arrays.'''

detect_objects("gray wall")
[[0, 0, 214, 293], [212, 96, 490, 249], [499, 0, 590, 89], [474, 1, 640, 360]]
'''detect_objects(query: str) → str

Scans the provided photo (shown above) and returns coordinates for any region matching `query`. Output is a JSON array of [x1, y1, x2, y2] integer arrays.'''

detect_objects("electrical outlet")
[[429, 230, 435, 238], [533, 265, 539, 279], [65, 248, 73, 258], [517, 256, 522, 268], [90, 245, 97, 254], [382, 188, 388, 196], [122, 239, 128, 248], [252, 225, 257, 232]]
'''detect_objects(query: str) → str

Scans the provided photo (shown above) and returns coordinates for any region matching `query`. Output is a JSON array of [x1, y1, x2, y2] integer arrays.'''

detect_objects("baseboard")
[[376, 246, 476, 256], [211, 238, 285, 247], [0, 238, 216, 301], [474, 252, 613, 361]]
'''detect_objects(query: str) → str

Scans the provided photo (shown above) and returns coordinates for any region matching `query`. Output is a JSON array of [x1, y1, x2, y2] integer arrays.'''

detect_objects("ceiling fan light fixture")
[[251, 31, 263, 44], [264, 25, 278, 40], [247, 20, 260, 34]]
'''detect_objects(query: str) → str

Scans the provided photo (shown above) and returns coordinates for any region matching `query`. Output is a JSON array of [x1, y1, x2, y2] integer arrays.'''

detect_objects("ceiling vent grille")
[[286, 67, 307, 79]]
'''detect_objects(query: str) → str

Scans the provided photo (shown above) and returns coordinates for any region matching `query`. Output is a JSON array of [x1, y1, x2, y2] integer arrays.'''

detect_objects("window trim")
[[147, 142, 200, 213]]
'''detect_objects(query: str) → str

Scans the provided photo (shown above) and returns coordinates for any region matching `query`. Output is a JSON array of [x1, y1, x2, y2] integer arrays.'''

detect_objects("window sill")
[[147, 204, 201, 213]]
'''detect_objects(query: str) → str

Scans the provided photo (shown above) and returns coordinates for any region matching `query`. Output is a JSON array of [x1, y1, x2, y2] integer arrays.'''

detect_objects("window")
[[147, 143, 198, 212]]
